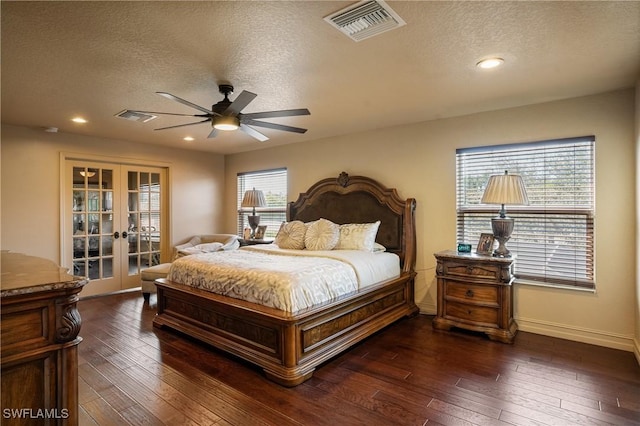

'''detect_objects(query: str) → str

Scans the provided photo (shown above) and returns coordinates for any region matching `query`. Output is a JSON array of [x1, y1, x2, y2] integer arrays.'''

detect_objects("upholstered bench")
[[140, 263, 172, 301]]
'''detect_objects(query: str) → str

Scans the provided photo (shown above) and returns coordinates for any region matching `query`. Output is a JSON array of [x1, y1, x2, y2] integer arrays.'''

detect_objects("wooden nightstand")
[[433, 250, 517, 343]]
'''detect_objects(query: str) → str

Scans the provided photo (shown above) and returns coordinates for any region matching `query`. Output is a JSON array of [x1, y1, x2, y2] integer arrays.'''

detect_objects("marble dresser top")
[[1, 251, 87, 297]]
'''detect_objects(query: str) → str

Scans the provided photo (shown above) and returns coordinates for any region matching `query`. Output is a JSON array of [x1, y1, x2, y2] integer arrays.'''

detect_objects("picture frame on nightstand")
[[476, 233, 494, 255], [255, 225, 267, 240]]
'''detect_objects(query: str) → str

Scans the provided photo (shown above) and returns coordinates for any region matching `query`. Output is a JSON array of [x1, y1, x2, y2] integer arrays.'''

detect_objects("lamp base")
[[491, 216, 514, 257], [248, 215, 260, 239]]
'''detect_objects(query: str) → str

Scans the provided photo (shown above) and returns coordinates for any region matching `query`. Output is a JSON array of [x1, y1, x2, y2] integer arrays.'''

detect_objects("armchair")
[[172, 234, 240, 259], [141, 233, 240, 301]]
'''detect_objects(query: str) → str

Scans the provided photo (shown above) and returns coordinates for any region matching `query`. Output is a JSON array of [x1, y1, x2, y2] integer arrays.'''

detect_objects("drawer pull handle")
[[465, 289, 474, 298], [468, 309, 473, 315], [466, 266, 473, 274]]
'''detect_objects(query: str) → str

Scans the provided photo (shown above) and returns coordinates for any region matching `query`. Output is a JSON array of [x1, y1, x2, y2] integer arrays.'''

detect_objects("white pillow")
[[373, 242, 386, 253], [175, 236, 201, 251], [173, 237, 203, 259], [305, 218, 339, 251], [274, 221, 307, 250], [175, 242, 224, 258], [177, 247, 202, 256], [194, 242, 224, 252], [335, 221, 381, 252]]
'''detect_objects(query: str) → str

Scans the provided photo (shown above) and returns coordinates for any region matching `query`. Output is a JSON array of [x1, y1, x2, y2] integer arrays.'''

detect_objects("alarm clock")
[[457, 243, 472, 253]]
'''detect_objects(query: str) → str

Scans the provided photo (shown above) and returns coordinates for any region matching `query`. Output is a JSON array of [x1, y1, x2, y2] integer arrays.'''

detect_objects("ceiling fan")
[[130, 84, 310, 142]]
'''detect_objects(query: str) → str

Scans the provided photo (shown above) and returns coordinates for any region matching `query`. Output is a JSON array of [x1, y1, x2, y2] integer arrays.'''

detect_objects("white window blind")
[[456, 136, 595, 289], [237, 168, 287, 239]]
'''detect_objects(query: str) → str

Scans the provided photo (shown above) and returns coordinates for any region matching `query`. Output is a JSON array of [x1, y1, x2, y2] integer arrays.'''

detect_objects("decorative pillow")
[[274, 220, 307, 250], [335, 221, 381, 252], [304, 218, 340, 251]]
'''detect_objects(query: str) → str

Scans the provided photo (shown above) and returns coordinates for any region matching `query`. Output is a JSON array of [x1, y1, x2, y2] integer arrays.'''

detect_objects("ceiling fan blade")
[[240, 108, 310, 120], [154, 118, 211, 131], [128, 110, 208, 117], [207, 128, 218, 139], [242, 119, 307, 134], [156, 92, 213, 115], [223, 90, 257, 116], [239, 123, 269, 142]]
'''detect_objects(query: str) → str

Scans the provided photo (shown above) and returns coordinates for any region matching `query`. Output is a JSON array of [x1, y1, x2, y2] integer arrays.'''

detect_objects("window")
[[237, 168, 287, 239], [456, 136, 595, 289]]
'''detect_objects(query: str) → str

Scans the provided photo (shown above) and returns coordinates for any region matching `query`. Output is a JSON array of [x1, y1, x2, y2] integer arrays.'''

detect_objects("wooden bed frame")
[[153, 172, 418, 386]]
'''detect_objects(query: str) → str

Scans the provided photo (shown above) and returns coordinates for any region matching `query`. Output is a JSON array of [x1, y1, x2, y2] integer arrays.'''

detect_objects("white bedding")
[[166, 244, 400, 313]]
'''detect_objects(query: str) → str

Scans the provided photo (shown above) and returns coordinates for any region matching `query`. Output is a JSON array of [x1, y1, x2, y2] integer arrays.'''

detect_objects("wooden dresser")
[[433, 250, 517, 344], [1, 252, 87, 425]]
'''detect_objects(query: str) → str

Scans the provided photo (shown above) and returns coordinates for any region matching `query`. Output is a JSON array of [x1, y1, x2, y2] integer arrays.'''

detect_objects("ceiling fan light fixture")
[[213, 116, 240, 131]]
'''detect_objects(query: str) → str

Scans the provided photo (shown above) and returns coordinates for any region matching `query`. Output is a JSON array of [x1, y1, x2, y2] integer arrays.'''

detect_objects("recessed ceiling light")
[[183, 136, 194, 141], [476, 57, 504, 69], [71, 117, 88, 123]]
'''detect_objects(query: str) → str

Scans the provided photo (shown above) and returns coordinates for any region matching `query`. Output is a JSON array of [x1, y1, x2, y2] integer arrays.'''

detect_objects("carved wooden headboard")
[[288, 172, 416, 273]]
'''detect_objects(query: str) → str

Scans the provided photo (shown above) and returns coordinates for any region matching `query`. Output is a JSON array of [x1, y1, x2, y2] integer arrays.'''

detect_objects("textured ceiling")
[[2, 1, 639, 155]]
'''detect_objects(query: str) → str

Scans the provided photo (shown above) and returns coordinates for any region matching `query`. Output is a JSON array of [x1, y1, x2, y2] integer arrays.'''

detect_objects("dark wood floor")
[[77, 290, 640, 426]]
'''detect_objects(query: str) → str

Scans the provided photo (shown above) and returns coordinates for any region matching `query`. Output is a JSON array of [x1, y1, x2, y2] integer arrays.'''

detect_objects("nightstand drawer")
[[443, 261, 503, 281], [445, 302, 499, 326], [445, 282, 498, 305]]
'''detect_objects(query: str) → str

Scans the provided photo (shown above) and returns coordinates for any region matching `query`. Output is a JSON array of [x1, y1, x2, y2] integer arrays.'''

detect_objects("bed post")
[[403, 198, 417, 274]]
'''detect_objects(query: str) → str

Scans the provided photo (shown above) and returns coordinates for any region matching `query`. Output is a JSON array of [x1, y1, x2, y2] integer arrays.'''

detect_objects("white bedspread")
[[166, 245, 400, 313]]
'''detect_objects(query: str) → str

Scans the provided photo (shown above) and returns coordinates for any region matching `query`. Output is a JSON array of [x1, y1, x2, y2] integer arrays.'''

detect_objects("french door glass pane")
[[72, 166, 114, 280], [126, 170, 161, 274]]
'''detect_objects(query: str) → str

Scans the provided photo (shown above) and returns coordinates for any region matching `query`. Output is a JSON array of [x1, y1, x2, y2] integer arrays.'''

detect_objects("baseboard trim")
[[417, 302, 436, 316], [416, 304, 636, 354], [517, 317, 635, 352], [79, 286, 141, 300]]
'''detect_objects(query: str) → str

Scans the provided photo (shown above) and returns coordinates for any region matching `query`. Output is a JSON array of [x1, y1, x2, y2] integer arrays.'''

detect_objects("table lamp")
[[481, 171, 529, 257], [241, 188, 266, 239]]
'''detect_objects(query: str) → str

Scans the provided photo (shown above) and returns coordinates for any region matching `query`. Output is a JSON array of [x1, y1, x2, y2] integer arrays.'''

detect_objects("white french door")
[[63, 160, 168, 297]]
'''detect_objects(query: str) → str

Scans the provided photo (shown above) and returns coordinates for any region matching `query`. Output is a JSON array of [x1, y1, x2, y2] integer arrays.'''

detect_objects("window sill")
[[515, 278, 596, 293]]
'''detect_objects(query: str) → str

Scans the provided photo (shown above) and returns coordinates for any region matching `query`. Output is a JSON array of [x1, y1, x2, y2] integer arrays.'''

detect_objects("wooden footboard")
[[153, 272, 418, 386]]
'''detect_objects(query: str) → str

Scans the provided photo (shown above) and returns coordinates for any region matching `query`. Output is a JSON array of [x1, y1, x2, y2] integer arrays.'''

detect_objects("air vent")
[[114, 110, 157, 123], [324, 0, 406, 42]]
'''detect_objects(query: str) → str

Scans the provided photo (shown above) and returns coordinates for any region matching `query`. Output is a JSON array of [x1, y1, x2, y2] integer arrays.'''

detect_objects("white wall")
[[225, 89, 637, 351], [1, 124, 226, 264]]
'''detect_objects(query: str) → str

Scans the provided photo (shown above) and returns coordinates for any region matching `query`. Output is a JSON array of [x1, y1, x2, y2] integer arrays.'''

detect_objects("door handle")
[[114, 231, 119, 239], [122, 231, 128, 238]]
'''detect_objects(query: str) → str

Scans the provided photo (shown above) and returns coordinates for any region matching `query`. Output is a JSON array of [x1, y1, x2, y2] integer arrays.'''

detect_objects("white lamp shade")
[[481, 171, 529, 205], [241, 188, 266, 208]]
